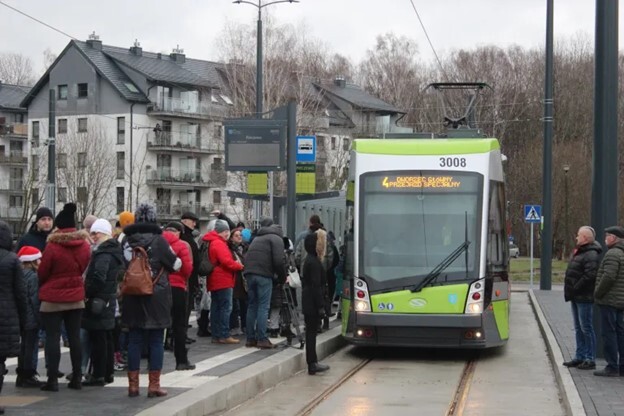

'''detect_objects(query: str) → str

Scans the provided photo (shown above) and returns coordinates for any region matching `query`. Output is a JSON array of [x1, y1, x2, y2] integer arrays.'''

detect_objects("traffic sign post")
[[525, 205, 542, 289]]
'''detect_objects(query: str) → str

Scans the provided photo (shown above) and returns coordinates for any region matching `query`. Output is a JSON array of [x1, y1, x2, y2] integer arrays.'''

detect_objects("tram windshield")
[[359, 171, 483, 292]]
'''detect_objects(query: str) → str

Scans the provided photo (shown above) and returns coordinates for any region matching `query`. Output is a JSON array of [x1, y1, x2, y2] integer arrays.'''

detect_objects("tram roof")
[[352, 138, 500, 155]]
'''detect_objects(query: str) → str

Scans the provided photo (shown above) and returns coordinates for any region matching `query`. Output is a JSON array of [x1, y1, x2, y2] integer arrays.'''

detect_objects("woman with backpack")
[[121, 203, 181, 398]]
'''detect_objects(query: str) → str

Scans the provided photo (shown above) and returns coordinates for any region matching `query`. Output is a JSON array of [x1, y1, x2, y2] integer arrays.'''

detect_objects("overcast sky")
[[0, 0, 620, 76]]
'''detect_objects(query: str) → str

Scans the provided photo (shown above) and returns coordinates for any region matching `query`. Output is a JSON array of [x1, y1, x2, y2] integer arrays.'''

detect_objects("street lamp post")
[[563, 164, 570, 258], [233, 0, 299, 224]]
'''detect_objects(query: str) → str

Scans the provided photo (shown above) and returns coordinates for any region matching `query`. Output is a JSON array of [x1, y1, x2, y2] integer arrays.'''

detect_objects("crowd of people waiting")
[[0, 203, 341, 414]]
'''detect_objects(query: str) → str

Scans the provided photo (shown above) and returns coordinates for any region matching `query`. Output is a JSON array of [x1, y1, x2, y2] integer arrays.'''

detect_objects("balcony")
[[0, 151, 27, 165], [154, 202, 214, 220], [147, 97, 228, 120], [0, 178, 24, 193], [146, 168, 212, 188], [0, 205, 25, 219], [0, 123, 28, 138], [147, 131, 220, 154]]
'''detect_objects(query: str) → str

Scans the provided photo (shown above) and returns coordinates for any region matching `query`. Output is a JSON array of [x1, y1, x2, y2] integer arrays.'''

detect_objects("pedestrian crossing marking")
[[524, 204, 542, 223], [526, 207, 539, 220]]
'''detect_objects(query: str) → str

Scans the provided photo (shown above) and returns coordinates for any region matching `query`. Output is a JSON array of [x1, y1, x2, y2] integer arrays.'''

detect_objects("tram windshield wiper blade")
[[407, 240, 471, 293]]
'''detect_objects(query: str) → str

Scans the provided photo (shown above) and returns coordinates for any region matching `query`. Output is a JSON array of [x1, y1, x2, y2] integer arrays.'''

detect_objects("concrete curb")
[[528, 290, 586, 416], [136, 326, 346, 416]]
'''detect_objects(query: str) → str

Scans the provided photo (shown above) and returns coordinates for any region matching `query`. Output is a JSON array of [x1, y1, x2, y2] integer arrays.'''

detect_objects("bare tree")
[[42, 48, 58, 71], [55, 120, 117, 219], [0, 53, 36, 86]]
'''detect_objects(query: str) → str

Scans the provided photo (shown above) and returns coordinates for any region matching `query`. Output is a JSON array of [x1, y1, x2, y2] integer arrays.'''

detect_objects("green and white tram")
[[341, 136, 510, 349]]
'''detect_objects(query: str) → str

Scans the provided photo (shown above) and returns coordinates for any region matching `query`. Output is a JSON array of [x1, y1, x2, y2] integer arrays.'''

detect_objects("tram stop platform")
[[530, 285, 624, 416], [0, 314, 344, 416]]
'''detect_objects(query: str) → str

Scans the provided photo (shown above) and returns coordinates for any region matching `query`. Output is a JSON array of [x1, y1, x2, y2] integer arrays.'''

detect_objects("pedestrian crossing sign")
[[524, 205, 542, 223]]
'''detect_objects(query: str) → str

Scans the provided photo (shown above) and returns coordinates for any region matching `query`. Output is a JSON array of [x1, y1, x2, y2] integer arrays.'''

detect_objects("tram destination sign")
[[367, 172, 480, 193], [224, 119, 287, 171]]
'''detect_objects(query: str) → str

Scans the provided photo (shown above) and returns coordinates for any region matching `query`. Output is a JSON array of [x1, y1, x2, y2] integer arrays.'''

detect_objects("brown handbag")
[[121, 246, 163, 296]]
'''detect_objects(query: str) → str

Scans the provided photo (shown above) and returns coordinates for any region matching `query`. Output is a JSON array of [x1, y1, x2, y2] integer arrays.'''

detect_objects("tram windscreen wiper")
[[407, 240, 471, 293]]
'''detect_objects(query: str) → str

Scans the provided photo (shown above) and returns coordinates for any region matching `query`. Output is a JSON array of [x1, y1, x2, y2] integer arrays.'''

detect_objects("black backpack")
[[197, 241, 216, 276]]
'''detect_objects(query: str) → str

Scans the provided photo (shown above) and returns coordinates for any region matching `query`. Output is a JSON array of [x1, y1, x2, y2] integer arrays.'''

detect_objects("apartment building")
[[0, 82, 29, 235], [22, 35, 232, 224]]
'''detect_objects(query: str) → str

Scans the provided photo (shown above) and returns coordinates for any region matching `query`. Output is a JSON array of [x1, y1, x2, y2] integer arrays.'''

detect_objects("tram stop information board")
[[224, 119, 287, 172]]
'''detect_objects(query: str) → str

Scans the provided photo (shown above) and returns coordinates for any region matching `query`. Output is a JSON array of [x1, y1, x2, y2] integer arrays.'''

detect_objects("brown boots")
[[147, 371, 167, 398], [127, 370, 167, 398], [127, 371, 139, 397]]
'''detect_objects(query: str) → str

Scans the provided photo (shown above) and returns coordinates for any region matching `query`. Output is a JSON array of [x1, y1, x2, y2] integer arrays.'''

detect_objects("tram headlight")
[[475, 331, 483, 339], [355, 300, 370, 312], [468, 303, 481, 313]]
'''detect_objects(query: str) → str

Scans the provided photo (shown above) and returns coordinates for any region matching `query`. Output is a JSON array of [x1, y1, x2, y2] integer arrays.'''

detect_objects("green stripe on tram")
[[353, 139, 500, 155]]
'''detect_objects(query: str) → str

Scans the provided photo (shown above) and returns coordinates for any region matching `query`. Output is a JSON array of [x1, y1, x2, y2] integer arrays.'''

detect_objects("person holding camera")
[[302, 230, 330, 375]]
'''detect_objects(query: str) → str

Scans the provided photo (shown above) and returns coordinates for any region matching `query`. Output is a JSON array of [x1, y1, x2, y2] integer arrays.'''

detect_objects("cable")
[[407, 0, 449, 80], [0, 1, 77, 40]]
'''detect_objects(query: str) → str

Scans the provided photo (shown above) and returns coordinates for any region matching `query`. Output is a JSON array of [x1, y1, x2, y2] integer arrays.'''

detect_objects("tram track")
[[446, 357, 478, 416]]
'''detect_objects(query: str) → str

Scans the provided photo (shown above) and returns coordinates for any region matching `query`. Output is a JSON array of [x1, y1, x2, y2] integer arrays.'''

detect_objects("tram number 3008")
[[439, 157, 467, 168]]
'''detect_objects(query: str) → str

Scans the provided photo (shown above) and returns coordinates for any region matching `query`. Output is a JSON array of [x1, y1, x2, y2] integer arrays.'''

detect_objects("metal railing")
[[154, 202, 214, 218], [147, 131, 220, 153], [147, 168, 210, 186], [0, 123, 27, 137], [0, 151, 27, 164], [0, 205, 25, 218], [148, 97, 228, 118]]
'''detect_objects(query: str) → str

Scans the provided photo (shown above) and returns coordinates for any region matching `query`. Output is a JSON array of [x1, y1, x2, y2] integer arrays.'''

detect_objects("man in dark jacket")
[[563, 226, 601, 370], [593, 226, 624, 377], [180, 212, 200, 338], [15, 207, 54, 252], [0, 220, 28, 412], [244, 217, 285, 349]]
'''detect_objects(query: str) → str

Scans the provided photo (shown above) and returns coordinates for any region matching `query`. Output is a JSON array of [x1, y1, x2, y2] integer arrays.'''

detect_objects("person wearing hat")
[[116, 211, 135, 245], [562, 226, 602, 370], [162, 222, 195, 371], [201, 219, 243, 345], [15, 206, 55, 252], [81, 219, 124, 386], [593, 226, 624, 377], [38, 203, 91, 391], [16, 246, 44, 388], [121, 203, 181, 398], [180, 212, 200, 339], [0, 220, 28, 413]]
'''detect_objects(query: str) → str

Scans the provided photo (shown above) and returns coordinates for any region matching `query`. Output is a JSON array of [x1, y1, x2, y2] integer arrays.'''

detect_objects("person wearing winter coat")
[[38, 203, 91, 392], [16, 246, 44, 388], [593, 226, 624, 377], [302, 230, 330, 375], [121, 203, 181, 398], [562, 226, 602, 370], [203, 220, 244, 344], [0, 221, 28, 414], [244, 218, 285, 349], [81, 219, 125, 387], [229, 227, 248, 336], [163, 222, 195, 371], [14, 206, 54, 252]]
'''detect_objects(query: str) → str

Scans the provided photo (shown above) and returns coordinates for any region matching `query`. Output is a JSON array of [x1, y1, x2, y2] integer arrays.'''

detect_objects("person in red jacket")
[[162, 222, 195, 371], [37, 203, 91, 392], [203, 220, 243, 344]]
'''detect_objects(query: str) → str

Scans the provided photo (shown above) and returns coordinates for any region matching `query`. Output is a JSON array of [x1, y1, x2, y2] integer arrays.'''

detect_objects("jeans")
[[211, 288, 233, 340], [245, 274, 273, 342], [172, 287, 189, 365], [599, 305, 624, 370], [127, 329, 164, 372], [89, 330, 114, 379], [18, 329, 39, 376], [571, 302, 596, 361], [41, 309, 82, 379]]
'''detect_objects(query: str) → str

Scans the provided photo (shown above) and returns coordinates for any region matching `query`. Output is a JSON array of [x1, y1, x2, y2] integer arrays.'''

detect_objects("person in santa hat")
[[16, 246, 43, 388]]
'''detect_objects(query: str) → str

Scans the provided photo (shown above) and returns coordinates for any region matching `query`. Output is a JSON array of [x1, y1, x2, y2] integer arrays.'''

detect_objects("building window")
[[77, 187, 87, 204], [317, 136, 325, 150], [77, 152, 86, 168], [78, 83, 88, 98], [331, 137, 336, 150], [57, 153, 67, 168], [213, 190, 221, 204], [78, 118, 87, 132], [9, 195, 23, 208], [58, 187, 67, 202], [116, 187, 124, 213], [116, 152, 125, 179], [331, 166, 337, 178], [58, 118, 67, 134], [58, 85, 68, 100], [31, 155, 39, 179], [31, 188, 39, 208], [117, 117, 125, 144], [214, 124, 222, 138], [213, 157, 222, 168], [342, 138, 350, 151], [32, 121, 39, 139]]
